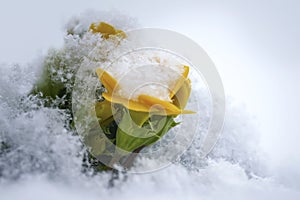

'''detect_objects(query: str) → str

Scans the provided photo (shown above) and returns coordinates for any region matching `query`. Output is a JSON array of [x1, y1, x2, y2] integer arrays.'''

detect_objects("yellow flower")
[[89, 22, 126, 39], [95, 65, 194, 117]]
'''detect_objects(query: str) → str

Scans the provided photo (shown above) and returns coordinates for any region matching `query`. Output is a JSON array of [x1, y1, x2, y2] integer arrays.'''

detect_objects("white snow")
[[0, 50, 299, 200], [1, 3, 300, 200]]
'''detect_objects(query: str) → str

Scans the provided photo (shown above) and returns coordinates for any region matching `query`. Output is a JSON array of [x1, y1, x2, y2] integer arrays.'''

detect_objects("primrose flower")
[[89, 22, 126, 38], [95, 60, 195, 153], [90, 22, 195, 162], [96, 65, 193, 116]]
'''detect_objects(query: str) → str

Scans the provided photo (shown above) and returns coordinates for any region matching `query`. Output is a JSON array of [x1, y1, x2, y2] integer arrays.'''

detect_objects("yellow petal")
[[96, 68, 118, 94], [102, 92, 150, 112], [115, 30, 127, 38], [138, 94, 194, 115], [139, 95, 180, 113], [172, 78, 191, 109], [170, 66, 189, 98]]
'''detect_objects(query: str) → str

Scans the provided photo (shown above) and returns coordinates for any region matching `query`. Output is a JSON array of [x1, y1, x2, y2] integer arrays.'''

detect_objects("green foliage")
[[116, 109, 178, 152], [31, 47, 82, 110]]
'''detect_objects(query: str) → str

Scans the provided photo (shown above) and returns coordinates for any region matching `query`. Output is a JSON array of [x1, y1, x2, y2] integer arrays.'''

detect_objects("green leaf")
[[116, 108, 178, 152]]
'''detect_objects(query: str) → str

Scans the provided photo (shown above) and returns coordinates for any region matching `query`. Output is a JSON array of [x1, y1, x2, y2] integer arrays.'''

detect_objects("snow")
[[1, 2, 300, 200], [105, 51, 186, 101], [0, 50, 299, 200]]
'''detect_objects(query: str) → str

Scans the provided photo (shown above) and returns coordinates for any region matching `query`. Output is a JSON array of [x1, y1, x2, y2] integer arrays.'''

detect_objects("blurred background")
[[0, 0, 299, 199]]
